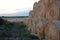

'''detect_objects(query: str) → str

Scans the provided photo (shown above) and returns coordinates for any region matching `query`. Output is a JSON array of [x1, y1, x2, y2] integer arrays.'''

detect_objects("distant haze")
[[0, 10, 30, 16]]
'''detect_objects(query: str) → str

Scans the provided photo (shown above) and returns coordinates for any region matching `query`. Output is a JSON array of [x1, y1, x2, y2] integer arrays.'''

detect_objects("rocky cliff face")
[[25, 0, 60, 40]]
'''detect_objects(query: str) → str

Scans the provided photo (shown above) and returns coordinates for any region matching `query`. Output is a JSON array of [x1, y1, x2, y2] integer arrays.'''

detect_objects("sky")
[[0, 0, 39, 16]]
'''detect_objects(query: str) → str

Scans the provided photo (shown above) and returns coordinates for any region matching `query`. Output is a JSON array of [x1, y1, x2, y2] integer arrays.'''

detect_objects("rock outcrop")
[[25, 0, 60, 40]]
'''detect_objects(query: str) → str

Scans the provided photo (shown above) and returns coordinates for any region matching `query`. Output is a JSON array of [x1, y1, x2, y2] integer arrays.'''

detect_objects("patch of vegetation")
[[0, 20, 39, 40], [0, 16, 28, 18]]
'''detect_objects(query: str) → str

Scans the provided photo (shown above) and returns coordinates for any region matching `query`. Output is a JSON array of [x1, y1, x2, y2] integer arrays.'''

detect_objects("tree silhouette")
[[0, 17, 4, 26]]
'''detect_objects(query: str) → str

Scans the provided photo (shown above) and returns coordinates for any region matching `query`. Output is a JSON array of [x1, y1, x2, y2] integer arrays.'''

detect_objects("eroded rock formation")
[[25, 0, 60, 40]]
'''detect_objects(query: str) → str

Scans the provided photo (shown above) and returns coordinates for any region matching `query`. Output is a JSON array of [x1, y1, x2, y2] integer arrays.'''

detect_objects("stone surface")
[[44, 22, 60, 40], [26, 0, 60, 40]]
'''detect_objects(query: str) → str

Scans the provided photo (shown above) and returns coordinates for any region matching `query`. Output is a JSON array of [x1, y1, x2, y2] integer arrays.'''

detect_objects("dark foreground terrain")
[[0, 19, 39, 40]]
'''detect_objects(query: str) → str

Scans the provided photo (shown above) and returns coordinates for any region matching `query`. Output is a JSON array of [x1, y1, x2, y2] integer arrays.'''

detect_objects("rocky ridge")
[[25, 0, 60, 40]]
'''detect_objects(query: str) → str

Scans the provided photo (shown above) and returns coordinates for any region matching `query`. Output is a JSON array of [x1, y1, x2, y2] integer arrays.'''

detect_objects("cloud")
[[0, 9, 30, 14], [0, 10, 30, 16], [0, 9, 19, 14], [0, 0, 39, 14]]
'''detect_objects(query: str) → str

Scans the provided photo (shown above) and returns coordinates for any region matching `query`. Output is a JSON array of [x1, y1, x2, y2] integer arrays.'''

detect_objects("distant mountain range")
[[0, 10, 30, 16]]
